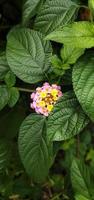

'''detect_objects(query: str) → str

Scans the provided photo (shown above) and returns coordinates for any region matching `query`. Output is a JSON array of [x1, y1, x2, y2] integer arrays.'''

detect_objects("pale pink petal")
[[30, 92, 35, 99]]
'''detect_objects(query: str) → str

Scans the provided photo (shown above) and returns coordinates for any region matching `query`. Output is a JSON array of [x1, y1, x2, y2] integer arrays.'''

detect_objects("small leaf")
[[46, 22, 94, 48], [35, 0, 79, 35], [18, 114, 52, 183], [0, 85, 9, 111], [5, 71, 16, 87], [22, 0, 41, 25], [61, 45, 84, 65], [51, 55, 65, 75], [0, 52, 9, 80], [8, 87, 20, 107], [71, 159, 92, 199], [72, 53, 94, 121], [47, 92, 89, 142], [6, 27, 52, 83]]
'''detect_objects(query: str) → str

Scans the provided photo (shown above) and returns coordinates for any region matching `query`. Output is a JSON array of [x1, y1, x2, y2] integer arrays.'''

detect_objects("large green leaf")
[[46, 22, 94, 48], [35, 0, 79, 35], [6, 28, 52, 83], [0, 139, 10, 172], [72, 53, 94, 121], [0, 85, 9, 111], [18, 114, 52, 183], [47, 92, 89, 142], [71, 159, 92, 199], [0, 52, 9, 80], [22, 0, 41, 25]]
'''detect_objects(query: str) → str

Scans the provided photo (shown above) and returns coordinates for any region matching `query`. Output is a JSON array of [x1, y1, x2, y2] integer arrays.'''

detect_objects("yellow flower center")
[[40, 91, 47, 98], [39, 101, 45, 107], [51, 89, 58, 97], [47, 104, 54, 112]]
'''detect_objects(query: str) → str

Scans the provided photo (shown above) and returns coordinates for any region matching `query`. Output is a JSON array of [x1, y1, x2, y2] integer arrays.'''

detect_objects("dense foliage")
[[0, 0, 94, 199]]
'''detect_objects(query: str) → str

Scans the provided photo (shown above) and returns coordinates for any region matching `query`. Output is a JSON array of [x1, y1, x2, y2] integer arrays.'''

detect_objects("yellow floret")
[[39, 101, 45, 107], [47, 104, 54, 112], [51, 89, 58, 97], [40, 91, 47, 98]]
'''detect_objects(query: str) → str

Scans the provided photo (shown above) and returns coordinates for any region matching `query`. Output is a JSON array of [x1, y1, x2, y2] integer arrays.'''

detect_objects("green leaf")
[[71, 159, 92, 199], [88, 0, 94, 18], [18, 114, 52, 183], [0, 85, 9, 111], [0, 139, 10, 172], [75, 194, 90, 200], [72, 53, 94, 121], [35, 0, 79, 35], [22, 0, 41, 25], [61, 46, 84, 65], [46, 22, 94, 48], [6, 28, 52, 84], [51, 55, 66, 75], [5, 71, 16, 87], [47, 92, 89, 142], [0, 52, 9, 80], [8, 87, 20, 107]]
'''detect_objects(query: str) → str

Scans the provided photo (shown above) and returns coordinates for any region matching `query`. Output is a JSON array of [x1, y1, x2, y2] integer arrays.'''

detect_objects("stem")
[[16, 87, 34, 93], [51, 192, 62, 200], [81, 5, 89, 9]]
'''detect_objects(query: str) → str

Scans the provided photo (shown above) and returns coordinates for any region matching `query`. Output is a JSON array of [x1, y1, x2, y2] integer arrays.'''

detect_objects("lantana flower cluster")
[[30, 83, 62, 116]]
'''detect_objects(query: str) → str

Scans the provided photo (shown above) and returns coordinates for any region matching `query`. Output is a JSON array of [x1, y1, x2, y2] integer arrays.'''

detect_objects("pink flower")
[[30, 82, 63, 116]]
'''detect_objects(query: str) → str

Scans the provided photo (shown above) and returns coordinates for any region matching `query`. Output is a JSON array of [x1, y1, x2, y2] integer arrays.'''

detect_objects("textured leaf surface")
[[22, 0, 41, 25], [19, 114, 52, 183], [0, 85, 9, 111], [7, 28, 52, 83], [47, 92, 89, 142], [35, 0, 79, 34], [0, 52, 9, 80], [46, 22, 94, 48], [72, 53, 94, 121], [71, 159, 92, 199]]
